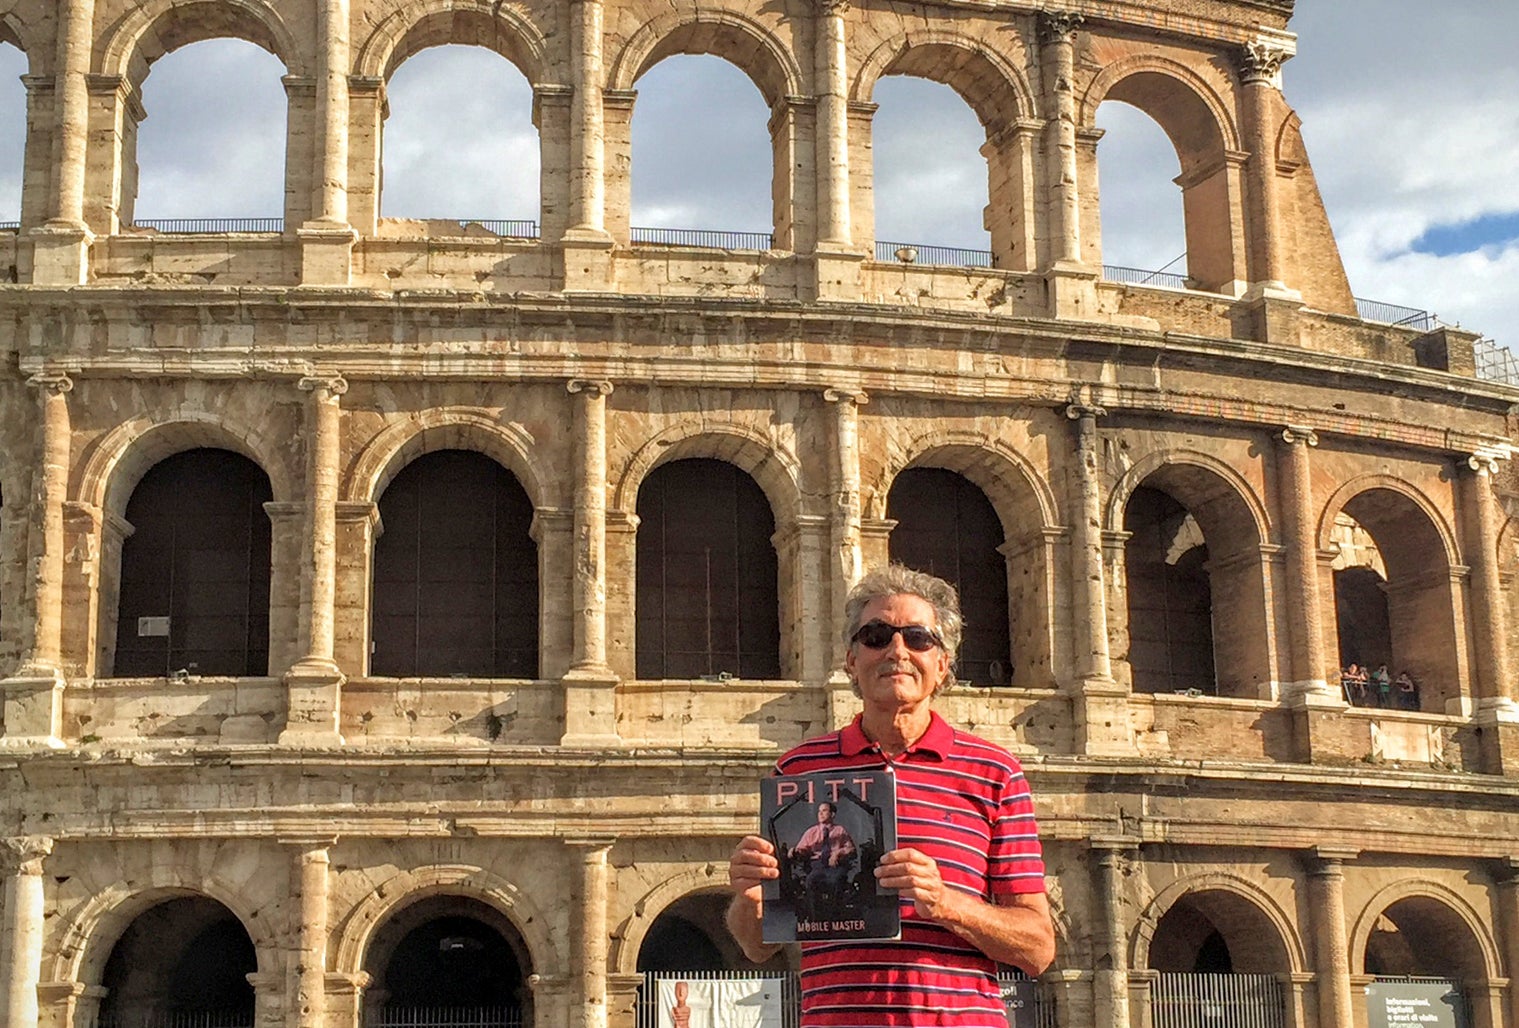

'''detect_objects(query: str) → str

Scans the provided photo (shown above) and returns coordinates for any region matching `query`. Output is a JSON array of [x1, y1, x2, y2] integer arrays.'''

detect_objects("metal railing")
[[637, 972, 799, 1028], [630, 226, 774, 250], [1104, 263, 1189, 289], [428, 219, 540, 238], [98, 1011, 253, 1028], [875, 240, 994, 267], [128, 218, 284, 234], [1152, 973, 1285, 1028], [0, 219, 18, 231], [369, 1007, 522, 1028], [1354, 297, 1441, 330]]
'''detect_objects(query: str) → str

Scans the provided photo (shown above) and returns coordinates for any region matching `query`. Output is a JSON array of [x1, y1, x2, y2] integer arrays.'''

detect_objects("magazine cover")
[[759, 770, 898, 943]]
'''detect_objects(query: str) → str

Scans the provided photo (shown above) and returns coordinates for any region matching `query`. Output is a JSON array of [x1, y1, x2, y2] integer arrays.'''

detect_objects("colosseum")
[[1, 1, 1517, 1027]]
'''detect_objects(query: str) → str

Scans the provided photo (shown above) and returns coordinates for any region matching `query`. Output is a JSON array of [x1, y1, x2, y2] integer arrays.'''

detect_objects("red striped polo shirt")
[[774, 712, 1045, 1028]]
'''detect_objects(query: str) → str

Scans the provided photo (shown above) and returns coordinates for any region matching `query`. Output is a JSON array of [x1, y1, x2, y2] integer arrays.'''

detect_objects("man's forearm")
[[935, 892, 1055, 977], [725, 892, 781, 963]]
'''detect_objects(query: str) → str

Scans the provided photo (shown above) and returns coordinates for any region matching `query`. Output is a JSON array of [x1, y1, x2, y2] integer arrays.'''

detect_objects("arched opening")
[[630, 55, 773, 242], [98, 896, 256, 1028], [1094, 102, 1187, 280], [635, 458, 780, 680], [114, 449, 273, 678], [1091, 73, 1238, 293], [1116, 464, 1270, 699], [0, 41, 24, 229], [871, 76, 991, 263], [1124, 487, 1214, 694], [1331, 489, 1460, 712], [380, 44, 538, 228], [371, 450, 538, 678], [130, 38, 286, 225], [1363, 896, 1485, 1028], [1147, 890, 1291, 1028], [362, 895, 532, 1028], [886, 468, 1010, 685], [636, 894, 749, 972]]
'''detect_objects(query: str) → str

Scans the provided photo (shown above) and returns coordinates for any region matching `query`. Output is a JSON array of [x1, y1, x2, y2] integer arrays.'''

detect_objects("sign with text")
[[1366, 981, 1462, 1028]]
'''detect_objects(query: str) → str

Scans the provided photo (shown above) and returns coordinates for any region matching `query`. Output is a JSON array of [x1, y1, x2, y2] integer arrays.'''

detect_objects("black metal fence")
[[637, 971, 799, 1028], [368, 1007, 523, 1028], [97, 1012, 253, 1028], [875, 240, 994, 267], [1103, 263, 1188, 289], [1152, 973, 1285, 1028], [630, 226, 774, 250], [128, 218, 284, 234]]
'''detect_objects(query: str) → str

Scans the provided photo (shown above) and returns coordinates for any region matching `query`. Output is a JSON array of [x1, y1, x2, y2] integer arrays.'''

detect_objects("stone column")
[[1497, 859, 1519, 1028], [1038, 12, 1096, 318], [570, 839, 615, 1028], [32, 0, 94, 283], [281, 376, 347, 746], [1461, 455, 1518, 717], [563, 0, 614, 287], [1277, 427, 1332, 697], [562, 380, 620, 746], [0, 836, 53, 1028], [1237, 41, 1292, 294], [1065, 397, 1128, 755], [286, 841, 333, 1028], [322, 971, 371, 1028], [1091, 841, 1134, 1028], [1306, 848, 1356, 1028], [299, 0, 359, 284], [2, 373, 73, 750], [814, 0, 851, 249], [824, 388, 867, 680]]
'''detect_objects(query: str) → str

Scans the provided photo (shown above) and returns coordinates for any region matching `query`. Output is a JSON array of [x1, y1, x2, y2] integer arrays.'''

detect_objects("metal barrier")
[[638, 972, 799, 1028], [1152, 973, 1286, 1028], [1103, 264, 1188, 289], [1474, 337, 1519, 385], [1354, 297, 1441, 330], [630, 227, 774, 250], [447, 219, 540, 238], [875, 240, 994, 267], [0, 220, 18, 231], [98, 1012, 254, 1028], [128, 218, 284, 234], [369, 1007, 522, 1028]]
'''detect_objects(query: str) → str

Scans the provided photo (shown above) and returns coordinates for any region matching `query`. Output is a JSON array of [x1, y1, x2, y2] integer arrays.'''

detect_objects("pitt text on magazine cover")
[[759, 770, 898, 943]]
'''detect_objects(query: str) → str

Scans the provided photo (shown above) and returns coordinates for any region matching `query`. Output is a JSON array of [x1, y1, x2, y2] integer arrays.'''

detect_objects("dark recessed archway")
[[98, 896, 256, 1027]]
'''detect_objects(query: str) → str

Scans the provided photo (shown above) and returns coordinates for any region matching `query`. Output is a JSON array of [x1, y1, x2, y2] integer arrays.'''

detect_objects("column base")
[[561, 664, 621, 747], [297, 223, 358, 287], [560, 229, 615, 292], [1070, 676, 1133, 756], [0, 665, 68, 750], [1288, 683, 1349, 764], [1044, 260, 1099, 321], [278, 657, 345, 747], [29, 222, 94, 285], [1474, 700, 1519, 776], [811, 245, 865, 301]]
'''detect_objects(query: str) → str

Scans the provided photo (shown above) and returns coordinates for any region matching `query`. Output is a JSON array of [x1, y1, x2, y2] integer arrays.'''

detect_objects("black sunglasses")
[[850, 620, 943, 652]]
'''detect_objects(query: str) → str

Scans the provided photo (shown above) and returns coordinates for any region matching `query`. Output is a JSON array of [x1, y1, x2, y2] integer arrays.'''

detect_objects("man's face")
[[844, 593, 951, 710], [817, 803, 835, 823]]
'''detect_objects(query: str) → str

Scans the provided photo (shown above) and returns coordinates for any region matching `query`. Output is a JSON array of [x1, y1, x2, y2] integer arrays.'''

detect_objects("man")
[[727, 565, 1055, 1027], [790, 801, 857, 916]]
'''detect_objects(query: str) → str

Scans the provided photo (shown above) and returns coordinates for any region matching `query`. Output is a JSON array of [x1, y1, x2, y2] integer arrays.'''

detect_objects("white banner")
[[655, 978, 783, 1028]]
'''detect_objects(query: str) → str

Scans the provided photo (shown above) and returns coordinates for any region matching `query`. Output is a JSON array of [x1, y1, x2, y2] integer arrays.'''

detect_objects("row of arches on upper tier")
[[0, 2, 1261, 288], [45, 859, 1505, 1027], [0, 408, 1498, 711]]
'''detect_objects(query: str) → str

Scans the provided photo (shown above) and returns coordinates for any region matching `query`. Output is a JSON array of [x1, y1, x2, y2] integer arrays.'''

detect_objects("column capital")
[[1065, 402, 1106, 421], [1037, 11, 1085, 45], [1280, 424, 1319, 447], [565, 835, 618, 856], [1, 835, 54, 875], [277, 835, 339, 853], [823, 386, 868, 407], [27, 371, 74, 396], [567, 379, 613, 398], [815, 0, 850, 15], [1238, 40, 1292, 84], [1307, 845, 1359, 871], [1466, 451, 1505, 476], [298, 375, 348, 398]]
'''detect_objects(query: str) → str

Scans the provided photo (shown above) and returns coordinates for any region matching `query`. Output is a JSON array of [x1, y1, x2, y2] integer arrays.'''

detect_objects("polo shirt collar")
[[840, 711, 953, 761]]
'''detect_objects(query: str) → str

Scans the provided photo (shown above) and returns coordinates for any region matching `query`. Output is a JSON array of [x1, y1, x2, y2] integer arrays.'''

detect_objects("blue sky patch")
[[1411, 212, 1519, 256]]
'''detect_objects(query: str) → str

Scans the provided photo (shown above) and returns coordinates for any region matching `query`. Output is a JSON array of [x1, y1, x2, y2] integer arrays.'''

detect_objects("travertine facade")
[[2, 1, 1519, 1028]]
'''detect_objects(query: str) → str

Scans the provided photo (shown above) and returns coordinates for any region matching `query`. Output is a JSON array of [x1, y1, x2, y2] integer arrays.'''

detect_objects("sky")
[[0, 1, 1514, 344]]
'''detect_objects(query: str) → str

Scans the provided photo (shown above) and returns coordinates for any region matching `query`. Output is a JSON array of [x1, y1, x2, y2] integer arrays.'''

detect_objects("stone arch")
[[330, 864, 557, 981], [612, 423, 802, 524], [606, 10, 803, 108], [99, 0, 302, 84], [344, 409, 550, 510], [1349, 878, 1500, 981], [0, 13, 41, 70], [862, 432, 1057, 534], [1317, 474, 1460, 567], [610, 866, 732, 975], [76, 411, 297, 517], [1132, 871, 1306, 974], [1105, 449, 1269, 547], [48, 869, 279, 990], [353, 0, 549, 84], [1078, 55, 1240, 155], [854, 31, 1035, 133]]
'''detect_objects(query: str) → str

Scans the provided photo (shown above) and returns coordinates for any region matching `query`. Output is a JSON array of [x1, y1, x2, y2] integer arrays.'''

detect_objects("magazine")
[[759, 769, 899, 943]]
